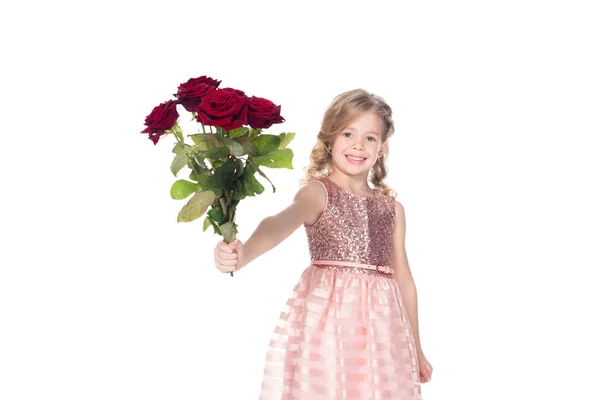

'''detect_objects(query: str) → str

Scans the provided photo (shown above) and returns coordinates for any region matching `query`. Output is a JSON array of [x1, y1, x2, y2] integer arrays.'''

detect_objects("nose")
[[352, 139, 364, 150], [352, 143, 364, 151]]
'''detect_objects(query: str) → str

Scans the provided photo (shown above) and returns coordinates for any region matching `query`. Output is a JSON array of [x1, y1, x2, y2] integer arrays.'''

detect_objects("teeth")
[[347, 156, 365, 161]]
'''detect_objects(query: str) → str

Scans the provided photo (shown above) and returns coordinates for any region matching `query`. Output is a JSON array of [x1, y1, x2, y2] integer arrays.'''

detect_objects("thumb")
[[229, 239, 239, 249]]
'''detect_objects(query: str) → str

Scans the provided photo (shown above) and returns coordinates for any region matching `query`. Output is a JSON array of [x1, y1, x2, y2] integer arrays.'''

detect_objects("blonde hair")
[[301, 88, 397, 197]]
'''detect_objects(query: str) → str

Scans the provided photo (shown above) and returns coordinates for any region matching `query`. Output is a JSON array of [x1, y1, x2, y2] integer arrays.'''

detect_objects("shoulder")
[[296, 178, 327, 201], [376, 189, 399, 210], [393, 199, 405, 214], [295, 178, 328, 226], [392, 199, 406, 228]]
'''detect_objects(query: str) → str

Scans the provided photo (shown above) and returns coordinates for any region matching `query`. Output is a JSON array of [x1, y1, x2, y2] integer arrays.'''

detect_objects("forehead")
[[345, 111, 384, 135]]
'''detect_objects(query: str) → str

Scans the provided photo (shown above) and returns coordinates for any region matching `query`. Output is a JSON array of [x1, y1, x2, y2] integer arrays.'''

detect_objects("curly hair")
[[300, 89, 396, 197]]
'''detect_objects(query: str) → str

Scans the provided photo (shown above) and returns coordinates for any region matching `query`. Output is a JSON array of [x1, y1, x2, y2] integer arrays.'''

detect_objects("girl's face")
[[330, 110, 387, 177]]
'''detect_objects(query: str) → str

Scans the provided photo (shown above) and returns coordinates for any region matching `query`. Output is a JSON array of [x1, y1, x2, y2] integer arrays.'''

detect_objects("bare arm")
[[239, 180, 326, 269], [391, 200, 424, 356]]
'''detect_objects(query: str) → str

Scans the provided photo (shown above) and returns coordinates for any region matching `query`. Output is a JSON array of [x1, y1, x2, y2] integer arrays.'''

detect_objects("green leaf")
[[249, 128, 262, 141], [278, 132, 296, 149], [172, 123, 183, 135], [240, 163, 264, 196], [193, 154, 208, 171], [253, 163, 276, 193], [220, 222, 236, 243], [233, 179, 245, 200], [253, 134, 280, 156], [249, 175, 264, 194], [241, 178, 253, 197], [208, 217, 221, 235], [251, 148, 293, 169], [240, 174, 253, 197], [213, 162, 237, 189], [204, 147, 230, 160], [203, 216, 211, 232], [222, 138, 245, 157], [189, 170, 198, 182], [234, 158, 244, 179], [170, 153, 188, 177], [189, 133, 220, 151], [196, 174, 222, 195], [177, 190, 218, 223], [228, 126, 249, 139], [240, 141, 254, 156], [197, 173, 215, 189], [172, 142, 187, 155], [210, 159, 223, 170], [170, 179, 198, 200], [207, 207, 225, 224]]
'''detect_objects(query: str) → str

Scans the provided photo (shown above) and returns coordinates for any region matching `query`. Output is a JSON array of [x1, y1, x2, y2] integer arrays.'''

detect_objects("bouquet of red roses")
[[141, 76, 295, 275]]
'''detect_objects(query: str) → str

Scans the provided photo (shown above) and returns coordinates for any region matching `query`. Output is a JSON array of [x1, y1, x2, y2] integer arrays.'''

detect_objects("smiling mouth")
[[345, 155, 367, 163]]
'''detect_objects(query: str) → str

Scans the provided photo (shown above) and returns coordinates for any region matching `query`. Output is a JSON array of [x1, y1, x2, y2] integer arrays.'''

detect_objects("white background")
[[1, 1, 599, 399]]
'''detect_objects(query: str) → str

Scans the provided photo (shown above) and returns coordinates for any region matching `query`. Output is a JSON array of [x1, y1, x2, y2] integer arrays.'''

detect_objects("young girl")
[[214, 89, 433, 399]]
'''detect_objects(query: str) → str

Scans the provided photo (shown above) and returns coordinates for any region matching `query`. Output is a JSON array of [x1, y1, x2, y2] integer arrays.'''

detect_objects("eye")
[[343, 132, 352, 137], [367, 136, 377, 142]]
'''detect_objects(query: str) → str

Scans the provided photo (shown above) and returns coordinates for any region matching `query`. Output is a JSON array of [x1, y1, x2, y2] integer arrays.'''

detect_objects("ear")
[[378, 141, 389, 157]]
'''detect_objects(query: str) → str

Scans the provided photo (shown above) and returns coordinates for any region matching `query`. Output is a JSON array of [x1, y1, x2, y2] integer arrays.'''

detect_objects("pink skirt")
[[259, 262, 423, 400]]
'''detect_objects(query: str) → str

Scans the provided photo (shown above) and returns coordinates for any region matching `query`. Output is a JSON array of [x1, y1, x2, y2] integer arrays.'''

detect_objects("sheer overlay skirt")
[[259, 264, 423, 400]]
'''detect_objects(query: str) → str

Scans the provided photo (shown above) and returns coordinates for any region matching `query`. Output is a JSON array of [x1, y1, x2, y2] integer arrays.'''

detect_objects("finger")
[[218, 256, 238, 265], [215, 254, 238, 266], [218, 251, 238, 260], [216, 263, 237, 273], [219, 241, 234, 253], [217, 258, 238, 267]]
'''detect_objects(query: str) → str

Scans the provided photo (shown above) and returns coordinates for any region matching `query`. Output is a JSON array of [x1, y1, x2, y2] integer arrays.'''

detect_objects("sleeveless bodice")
[[303, 176, 396, 266]]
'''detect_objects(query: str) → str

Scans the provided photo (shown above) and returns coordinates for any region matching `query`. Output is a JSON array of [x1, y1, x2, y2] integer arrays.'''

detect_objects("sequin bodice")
[[303, 176, 396, 266]]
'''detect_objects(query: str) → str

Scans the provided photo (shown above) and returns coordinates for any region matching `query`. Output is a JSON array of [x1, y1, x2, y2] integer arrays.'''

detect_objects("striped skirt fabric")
[[259, 263, 423, 399]]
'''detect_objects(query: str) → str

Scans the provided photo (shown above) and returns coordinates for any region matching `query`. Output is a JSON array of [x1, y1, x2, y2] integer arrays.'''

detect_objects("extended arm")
[[240, 180, 326, 269], [391, 201, 424, 356]]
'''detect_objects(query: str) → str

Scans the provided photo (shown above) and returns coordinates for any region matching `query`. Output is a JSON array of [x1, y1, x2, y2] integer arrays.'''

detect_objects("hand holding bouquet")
[[141, 76, 295, 276]]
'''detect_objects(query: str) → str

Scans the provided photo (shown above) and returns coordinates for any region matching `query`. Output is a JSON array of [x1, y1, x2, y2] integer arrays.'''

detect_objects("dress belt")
[[311, 259, 394, 275]]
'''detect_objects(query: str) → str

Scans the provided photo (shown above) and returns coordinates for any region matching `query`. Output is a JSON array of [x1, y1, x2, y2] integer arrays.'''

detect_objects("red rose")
[[141, 100, 179, 144], [247, 96, 285, 129], [175, 76, 221, 112], [221, 87, 246, 97], [196, 88, 248, 130]]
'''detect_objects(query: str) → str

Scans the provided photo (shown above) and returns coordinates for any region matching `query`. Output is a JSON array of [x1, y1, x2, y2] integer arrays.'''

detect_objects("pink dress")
[[259, 176, 423, 400]]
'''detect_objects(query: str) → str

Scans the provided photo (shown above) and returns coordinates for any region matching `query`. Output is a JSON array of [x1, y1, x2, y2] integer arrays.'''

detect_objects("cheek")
[[331, 140, 344, 153]]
